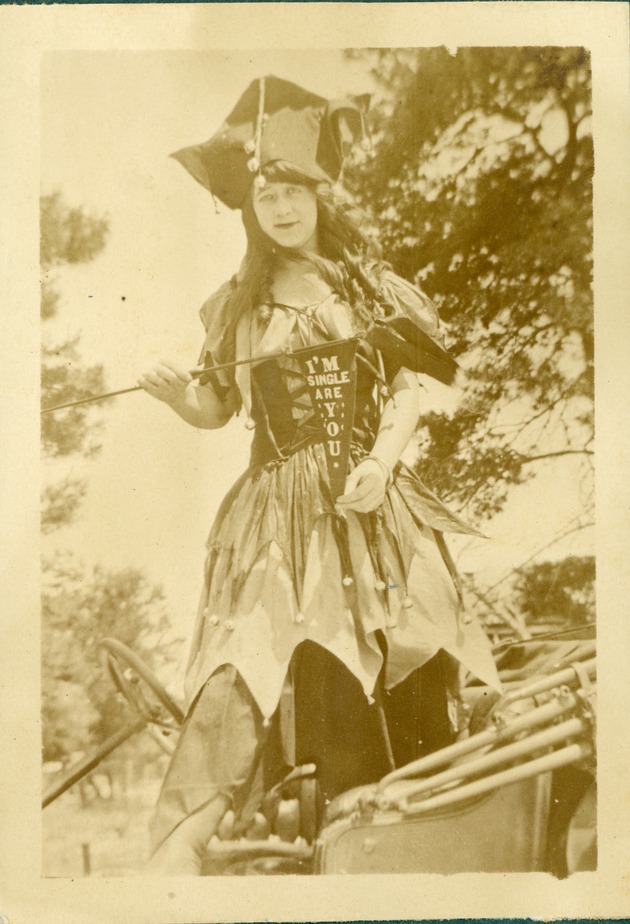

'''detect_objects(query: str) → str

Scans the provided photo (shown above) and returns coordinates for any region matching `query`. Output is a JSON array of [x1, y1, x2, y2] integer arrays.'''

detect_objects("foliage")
[[41, 341, 107, 459], [41, 477, 87, 535], [42, 554, 183, 763], [345, 47, 594, 527], [41, 191, 109, 275], [41, 192, 110, 527], [42, 679, 101, 763], [513, 555, 595, 630], [40, 196, 183, 772]]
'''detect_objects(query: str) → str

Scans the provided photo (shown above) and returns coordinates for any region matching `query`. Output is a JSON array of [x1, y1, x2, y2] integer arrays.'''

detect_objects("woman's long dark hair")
[[224, 161, 393, 336]]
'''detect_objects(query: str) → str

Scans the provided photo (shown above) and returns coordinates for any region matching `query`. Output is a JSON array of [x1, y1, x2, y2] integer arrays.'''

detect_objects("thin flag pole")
[[40, 335, 363, 415], [41, 384, 144, 414]]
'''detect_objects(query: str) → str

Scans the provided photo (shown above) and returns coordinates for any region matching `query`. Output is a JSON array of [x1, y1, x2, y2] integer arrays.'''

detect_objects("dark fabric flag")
[[296, 339, 358, 501]]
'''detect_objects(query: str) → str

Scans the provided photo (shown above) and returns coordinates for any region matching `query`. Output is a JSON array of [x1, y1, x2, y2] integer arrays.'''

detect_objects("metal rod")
[[500, 657, 595, 705], [377, 691, 581, 792], [400, 743, 590, 818], [41, 335, 362, 414], [384, 716, 586, 805], [42, 716, 147, 808]]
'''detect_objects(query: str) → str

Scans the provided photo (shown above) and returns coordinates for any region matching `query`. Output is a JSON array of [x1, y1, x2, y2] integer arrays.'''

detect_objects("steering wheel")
[[101, 637, 185, 754]]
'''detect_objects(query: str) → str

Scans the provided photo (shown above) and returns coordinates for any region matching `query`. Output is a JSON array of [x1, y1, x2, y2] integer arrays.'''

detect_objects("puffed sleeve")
[[379, 268, 445, 345], [367, 268, 458, 386], [197, 278, 242, 409]]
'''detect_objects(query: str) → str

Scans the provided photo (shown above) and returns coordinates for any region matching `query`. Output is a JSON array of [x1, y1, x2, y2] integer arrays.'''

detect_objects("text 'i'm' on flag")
[[296, 339, 358, 501]]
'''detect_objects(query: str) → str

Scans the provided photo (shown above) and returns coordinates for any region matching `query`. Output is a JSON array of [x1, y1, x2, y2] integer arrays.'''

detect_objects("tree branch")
[[519, 449, 594, 464], [483, 517, 595, 597]]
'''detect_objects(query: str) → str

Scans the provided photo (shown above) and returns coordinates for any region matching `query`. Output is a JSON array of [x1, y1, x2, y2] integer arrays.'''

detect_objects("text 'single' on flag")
[[296, 339, 358, 501]]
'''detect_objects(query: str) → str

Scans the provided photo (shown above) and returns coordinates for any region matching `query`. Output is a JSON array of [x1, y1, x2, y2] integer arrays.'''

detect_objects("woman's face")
[[252, 181, 319, 252]]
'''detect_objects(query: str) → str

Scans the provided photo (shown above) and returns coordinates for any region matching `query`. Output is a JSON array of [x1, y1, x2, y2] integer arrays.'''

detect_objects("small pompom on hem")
[[401, 596, 414, 609], [342, 575, 354, 587], [374, 579, 386, 591], [293, 612, 305, 625]]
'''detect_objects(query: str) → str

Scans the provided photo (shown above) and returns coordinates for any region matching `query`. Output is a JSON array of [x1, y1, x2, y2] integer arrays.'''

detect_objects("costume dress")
[[150, 259, 500, 850]]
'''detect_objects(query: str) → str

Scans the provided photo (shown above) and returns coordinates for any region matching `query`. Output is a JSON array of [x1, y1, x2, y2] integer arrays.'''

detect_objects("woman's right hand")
[[137, 359, 193, 405]]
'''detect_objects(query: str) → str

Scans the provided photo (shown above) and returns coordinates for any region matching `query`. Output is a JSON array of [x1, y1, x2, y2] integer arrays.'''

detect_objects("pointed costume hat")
[[171, 75, 370, 209]]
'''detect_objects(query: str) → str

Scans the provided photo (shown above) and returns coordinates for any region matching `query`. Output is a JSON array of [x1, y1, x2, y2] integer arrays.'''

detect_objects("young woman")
[[138, 77, 500, 874]]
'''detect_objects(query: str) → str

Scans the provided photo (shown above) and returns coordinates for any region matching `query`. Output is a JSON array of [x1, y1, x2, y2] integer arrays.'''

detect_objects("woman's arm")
[[336, 367, 421, 513], [368, 367, 421, 472], [137, 360, 238, 429], [167, 381, 239, 429]]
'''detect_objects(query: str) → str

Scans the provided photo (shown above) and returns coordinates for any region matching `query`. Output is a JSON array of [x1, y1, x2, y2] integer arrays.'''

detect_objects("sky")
[[41, 49, 594, 674]]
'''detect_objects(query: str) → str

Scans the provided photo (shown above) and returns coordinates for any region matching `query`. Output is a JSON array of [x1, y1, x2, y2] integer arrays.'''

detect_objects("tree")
[[42, 554, 183, 763], [513, 555, 595, 631], [41, 192, 110, 531], [346, 47, 593, 527], [40, 194, 182, 768], [41, 191, 110, 273]]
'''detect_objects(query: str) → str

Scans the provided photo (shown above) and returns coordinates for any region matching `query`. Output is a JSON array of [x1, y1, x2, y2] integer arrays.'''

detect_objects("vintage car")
[[43, 626, 596, 877]]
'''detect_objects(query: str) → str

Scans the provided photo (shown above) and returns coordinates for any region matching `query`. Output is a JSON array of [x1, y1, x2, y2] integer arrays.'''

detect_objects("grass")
[[42, 776, 163, 877]]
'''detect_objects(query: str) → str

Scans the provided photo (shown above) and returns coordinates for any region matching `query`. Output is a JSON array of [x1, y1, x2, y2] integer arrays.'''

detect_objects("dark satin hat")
[[170, 75, 370, 209]]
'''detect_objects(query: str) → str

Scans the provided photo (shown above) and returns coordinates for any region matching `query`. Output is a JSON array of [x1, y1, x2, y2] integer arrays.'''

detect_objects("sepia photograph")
[[1, 2, 630, 922], [40, 43, 596, 878]]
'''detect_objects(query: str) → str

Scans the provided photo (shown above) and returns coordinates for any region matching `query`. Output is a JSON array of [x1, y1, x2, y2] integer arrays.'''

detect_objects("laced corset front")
[[237, 261, 393, 468], [247, 333, 382, 468]]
